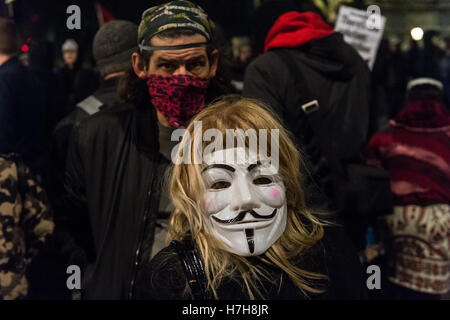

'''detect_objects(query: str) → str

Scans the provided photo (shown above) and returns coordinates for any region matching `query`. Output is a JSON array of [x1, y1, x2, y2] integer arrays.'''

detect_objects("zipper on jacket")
[[128, 161, 159, 299]]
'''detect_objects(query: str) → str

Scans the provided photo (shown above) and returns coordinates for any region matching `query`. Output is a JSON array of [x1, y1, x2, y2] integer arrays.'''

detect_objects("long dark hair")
[[117, 67, 148, 106]]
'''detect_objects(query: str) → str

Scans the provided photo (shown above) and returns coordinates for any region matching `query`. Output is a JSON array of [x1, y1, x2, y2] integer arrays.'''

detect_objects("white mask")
[[201, 147, 287, 256]]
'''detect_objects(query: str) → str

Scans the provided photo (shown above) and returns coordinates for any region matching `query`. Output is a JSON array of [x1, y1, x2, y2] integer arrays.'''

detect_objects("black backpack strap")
[[271, 49, 331, 158], [272, 49, 339, 188], [272, 49, 321, 124], [170, 240, 207, 300]]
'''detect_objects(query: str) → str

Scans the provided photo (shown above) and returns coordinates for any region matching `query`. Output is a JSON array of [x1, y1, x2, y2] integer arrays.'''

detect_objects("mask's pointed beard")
[[245, 228, 255, 254]]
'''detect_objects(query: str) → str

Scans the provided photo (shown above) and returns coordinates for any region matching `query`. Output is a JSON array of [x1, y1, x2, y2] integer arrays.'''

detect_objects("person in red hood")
[[365, 78, 450, 300], [243, 1, 379, 252]]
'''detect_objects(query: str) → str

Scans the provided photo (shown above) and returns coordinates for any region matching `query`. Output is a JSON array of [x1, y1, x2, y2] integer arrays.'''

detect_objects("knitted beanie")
[[93, 20, 138, 77], [62, 39, 78, 52]]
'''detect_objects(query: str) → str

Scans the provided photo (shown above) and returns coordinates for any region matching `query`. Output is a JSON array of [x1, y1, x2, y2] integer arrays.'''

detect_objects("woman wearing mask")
[[135, 96, 366, 300]]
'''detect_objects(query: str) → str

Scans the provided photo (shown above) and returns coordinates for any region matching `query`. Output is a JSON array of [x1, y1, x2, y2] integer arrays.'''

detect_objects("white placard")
[[334, 5, 386, 70]]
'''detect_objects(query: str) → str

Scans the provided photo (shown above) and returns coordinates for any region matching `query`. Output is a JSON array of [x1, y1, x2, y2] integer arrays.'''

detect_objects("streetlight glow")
[[411, 27, 424, 41]]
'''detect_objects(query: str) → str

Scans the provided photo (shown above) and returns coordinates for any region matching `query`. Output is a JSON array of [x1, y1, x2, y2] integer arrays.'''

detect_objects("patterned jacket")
[[0, 154, 54, 300], [365, 100, 450, 205]]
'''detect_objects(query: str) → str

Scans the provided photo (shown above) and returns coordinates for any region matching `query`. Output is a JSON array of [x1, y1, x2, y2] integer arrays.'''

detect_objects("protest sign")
[[335, 5, 386, 70]]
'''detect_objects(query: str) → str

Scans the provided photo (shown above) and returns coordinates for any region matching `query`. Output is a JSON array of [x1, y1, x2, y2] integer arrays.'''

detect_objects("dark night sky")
[[5, 0, 260, 39], [1, 0, 264, 60], [0, 0, 328, 62], [1, 0, 332, 43]]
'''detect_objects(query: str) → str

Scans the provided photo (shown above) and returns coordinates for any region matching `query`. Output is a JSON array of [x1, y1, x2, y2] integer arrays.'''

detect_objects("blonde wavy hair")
[[168, 95, 328, 299]]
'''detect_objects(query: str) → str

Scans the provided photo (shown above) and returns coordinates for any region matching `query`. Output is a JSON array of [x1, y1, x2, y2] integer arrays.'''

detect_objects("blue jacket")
[[0, 57, 46, 170]]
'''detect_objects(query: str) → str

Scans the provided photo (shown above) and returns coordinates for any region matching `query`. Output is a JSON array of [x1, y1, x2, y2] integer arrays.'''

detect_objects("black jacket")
[[36, 79, 125, 299], [0, 57, 46, 171], [59, 70, 231, 299], [62, 100, 169, 299], [49, 77, 122, 197], [54, 64, 99, 119], [134, 226, 368, 300], [243, 33, 371, 163]]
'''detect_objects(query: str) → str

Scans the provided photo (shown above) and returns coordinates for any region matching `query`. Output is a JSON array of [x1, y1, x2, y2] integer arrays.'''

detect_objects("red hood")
[[264, 11, 334, 52]]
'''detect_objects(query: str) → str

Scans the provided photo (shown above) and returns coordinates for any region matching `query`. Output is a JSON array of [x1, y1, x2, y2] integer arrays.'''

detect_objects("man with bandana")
[[61, 1, 231, 299]]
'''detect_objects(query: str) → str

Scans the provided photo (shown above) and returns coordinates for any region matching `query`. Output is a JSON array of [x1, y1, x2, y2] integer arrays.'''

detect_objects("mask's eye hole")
[[210, 181, 231, 190], [253, 177, 273, 185]]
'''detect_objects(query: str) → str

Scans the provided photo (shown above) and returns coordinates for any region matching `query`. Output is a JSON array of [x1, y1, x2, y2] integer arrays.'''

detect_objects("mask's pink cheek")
[[203, 198, 211, 211], [270, 187, 280, 200]]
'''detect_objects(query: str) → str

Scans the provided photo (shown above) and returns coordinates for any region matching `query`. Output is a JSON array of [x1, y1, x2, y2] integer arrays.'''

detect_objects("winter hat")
[[62, 39, 78, 52], [93, 20, 138, 77], [0, 17, 19, 55], [264, 11, 334, 52]]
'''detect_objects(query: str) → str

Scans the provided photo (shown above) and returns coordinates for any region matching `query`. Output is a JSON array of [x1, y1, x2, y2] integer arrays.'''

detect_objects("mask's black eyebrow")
[[247, 161, 262, 172], [202, 164, 236, 173]]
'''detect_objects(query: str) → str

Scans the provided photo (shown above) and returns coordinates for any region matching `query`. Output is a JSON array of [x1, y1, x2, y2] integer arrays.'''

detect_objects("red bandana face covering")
[[146, 74, 210, 128]]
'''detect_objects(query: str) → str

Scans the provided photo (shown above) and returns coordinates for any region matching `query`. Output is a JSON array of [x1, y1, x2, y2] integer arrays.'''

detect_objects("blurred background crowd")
[[1, 0, 450, 136]]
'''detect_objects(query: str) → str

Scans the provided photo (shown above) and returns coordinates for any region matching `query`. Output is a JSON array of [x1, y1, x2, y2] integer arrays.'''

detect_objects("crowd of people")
[[0, 0, 448, 301]]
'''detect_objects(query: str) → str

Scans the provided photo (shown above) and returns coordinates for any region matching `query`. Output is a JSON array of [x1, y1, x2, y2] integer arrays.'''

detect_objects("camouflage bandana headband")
[[138, 0, 215, 52]]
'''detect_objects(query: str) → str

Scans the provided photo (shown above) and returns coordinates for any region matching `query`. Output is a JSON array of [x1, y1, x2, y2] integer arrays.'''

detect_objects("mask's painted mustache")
[[212, 209, 277, 224]]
